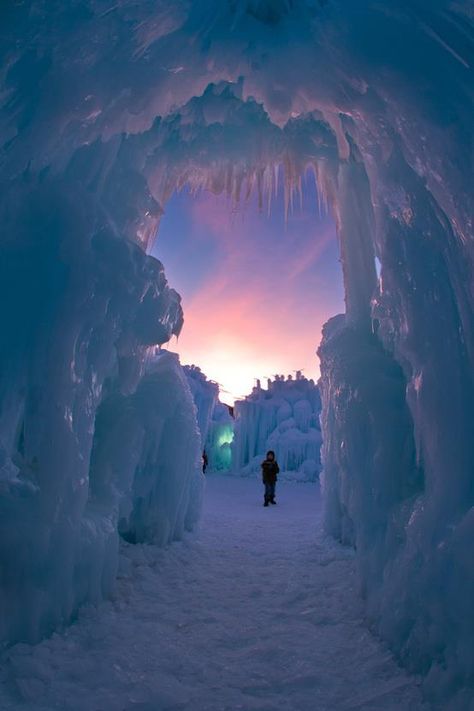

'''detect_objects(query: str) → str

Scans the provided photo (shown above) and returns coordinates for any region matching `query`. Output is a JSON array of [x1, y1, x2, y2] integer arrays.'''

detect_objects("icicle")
[[263, 164, 273, 217], [316, 160, 330, 215], [234, 169, 243, 204], [256, 169, 263, 212], [298, 174, 303, 211], [245, 172, 254, 203], [225, 163, 232, 197], [266, 178, 272, 216], [274, 163, 279, 199]]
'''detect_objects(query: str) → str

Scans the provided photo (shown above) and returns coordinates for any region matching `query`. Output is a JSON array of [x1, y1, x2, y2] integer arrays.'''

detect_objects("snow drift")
[[1, 0, 473, 703]]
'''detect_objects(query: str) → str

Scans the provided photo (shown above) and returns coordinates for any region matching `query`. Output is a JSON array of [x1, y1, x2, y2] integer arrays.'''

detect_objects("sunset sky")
[[152, 173, 344, 404]]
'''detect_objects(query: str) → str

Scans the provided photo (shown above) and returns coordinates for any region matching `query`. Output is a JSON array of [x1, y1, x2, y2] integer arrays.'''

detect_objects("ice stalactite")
[[335, 159, 377, 328]]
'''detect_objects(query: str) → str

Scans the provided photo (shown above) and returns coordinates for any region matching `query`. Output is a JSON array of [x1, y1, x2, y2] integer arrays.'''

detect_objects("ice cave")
[[0, 1, 473, 709]]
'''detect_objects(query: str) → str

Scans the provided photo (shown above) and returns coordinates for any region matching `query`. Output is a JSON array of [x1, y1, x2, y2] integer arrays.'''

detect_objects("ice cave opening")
[[152, 172, 343, 398], [1, 1, 473, 707], [152, 174, 342, 480]]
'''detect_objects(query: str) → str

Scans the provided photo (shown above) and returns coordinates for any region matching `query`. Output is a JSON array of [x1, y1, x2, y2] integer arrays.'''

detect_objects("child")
[[261, 450, 279, 507]]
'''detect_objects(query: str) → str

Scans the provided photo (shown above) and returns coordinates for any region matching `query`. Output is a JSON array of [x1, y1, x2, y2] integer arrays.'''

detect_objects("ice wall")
[[1, 0, 473, 701], [183, 365, 219, 448], [319, 155, 474, 704], [233, 375, 322, 481], [91, 351, 202, 548], [183, 367, 234, 472], [0, 180, 200, 645]]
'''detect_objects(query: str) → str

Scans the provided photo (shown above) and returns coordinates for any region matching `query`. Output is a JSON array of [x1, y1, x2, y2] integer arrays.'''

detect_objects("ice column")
[[0, 179, 192, 645]]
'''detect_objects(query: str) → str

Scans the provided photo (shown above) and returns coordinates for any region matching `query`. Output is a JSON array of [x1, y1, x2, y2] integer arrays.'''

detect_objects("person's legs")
[[264, 482, 272, 506], [270, 482, 276, 504]]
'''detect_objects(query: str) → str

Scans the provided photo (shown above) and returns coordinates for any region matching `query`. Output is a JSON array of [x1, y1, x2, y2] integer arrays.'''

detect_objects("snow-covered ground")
[[0, 477, 428, 711]]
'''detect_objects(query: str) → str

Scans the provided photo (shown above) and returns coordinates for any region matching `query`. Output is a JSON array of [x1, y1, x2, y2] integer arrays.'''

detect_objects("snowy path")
[[0, 477, 428, 711]]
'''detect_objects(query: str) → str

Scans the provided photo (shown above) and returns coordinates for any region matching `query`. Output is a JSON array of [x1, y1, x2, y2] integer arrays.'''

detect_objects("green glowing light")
[[217, 426, 234, 448]]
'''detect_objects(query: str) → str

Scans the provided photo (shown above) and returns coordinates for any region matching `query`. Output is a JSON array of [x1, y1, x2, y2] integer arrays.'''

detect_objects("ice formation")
[[184, 366, 234, 473], [232, 375, 322, 482], [92, 350, 202, 548], [206, 402, 235, 473], [0, 178, 201, 644], [1, 0, 473, 703], [183, 365, 219, 447]]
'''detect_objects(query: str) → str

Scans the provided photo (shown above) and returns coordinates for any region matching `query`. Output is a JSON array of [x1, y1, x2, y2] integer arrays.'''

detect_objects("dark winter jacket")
[[261, 459, 279, 484]]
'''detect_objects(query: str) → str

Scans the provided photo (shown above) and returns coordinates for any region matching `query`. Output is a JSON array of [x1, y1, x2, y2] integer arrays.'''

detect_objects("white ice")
[[0, 477, 427, 711], [233, 375, 322, 481], [183, 365, 219, 448], [183, 367, 234, 472]]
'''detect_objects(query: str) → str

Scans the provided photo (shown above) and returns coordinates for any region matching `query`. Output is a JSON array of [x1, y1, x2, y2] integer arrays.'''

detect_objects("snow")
[[0, 476, 428, 711], [233, 375, 322, 481]]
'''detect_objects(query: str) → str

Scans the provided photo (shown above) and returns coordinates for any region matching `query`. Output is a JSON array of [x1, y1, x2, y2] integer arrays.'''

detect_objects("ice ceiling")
[[3, 0, 472, 328], [0, 0, 473, 705]]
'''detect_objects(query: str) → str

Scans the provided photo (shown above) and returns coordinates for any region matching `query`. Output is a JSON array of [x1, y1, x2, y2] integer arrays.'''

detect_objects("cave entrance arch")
[[152, 170, 344, 403], [151, 168, 344, 479]]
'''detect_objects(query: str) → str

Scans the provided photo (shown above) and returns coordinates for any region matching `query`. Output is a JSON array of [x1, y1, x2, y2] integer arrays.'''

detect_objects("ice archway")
[[0, 0, 473, 704]]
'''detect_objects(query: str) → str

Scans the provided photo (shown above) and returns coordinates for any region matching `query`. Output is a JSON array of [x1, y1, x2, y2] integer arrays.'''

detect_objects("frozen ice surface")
[[0, 477, 428, 711], [233, 374, 322, 481]]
